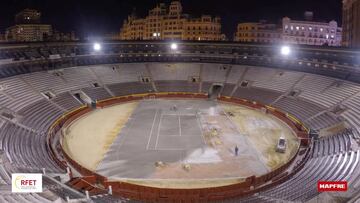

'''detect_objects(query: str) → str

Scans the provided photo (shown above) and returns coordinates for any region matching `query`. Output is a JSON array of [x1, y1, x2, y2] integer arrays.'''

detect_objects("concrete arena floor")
[[65, 99, 299, 188], [97, 100, 206, 178]]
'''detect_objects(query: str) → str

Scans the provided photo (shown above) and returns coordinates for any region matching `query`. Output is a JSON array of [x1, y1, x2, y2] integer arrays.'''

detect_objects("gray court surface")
[[96, 99, 269, 180], [96, 99, 214, 179]]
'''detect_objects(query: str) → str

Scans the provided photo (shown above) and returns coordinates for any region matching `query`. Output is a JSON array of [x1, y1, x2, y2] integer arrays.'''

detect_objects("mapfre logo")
[[12, 173, 42, 193], [317, 181, 347, 192]]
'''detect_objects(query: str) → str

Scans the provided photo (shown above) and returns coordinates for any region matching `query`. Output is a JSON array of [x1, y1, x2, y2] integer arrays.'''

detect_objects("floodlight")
[[170, 43, 178, 50], [93, 43, 101, 51], [281, 46, 291, 56]]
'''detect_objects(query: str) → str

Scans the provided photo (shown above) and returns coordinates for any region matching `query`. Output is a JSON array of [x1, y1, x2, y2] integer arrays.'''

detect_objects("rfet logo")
[[12, 173, 42, 193], [317, 181, 347, 192]]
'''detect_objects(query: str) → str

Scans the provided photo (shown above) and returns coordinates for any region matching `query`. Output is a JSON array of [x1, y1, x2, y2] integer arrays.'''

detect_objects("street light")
[[281, 46, 291, 56], [93, 43, 101, 51]]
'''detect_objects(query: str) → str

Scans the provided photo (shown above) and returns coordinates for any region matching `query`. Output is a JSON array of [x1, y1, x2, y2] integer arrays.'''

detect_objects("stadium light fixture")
[[170, 43, 178, 50], [281, 46, 291, 56], [93, 43, 101, 51]]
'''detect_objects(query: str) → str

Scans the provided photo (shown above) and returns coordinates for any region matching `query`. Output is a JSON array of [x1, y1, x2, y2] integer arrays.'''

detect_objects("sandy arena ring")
[[62, 98, 300, 189]]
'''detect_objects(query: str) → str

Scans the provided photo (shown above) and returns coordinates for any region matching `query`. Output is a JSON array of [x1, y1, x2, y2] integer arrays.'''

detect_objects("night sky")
[[0, 0, 343, 39]]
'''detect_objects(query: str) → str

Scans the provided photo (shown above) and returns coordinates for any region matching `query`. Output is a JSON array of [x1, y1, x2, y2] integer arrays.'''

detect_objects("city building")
[[15, 8, 41, 24], [342, 0, 360, 47], [120, 1, 224, 41], [183, 15, 222, 41], [50, 30, 78, 41], [103, 32, 122, 41], [6, 24, 52, 42], [234, 21, 282, 43], [120, 14, 145, 40], [282, 12, 342, 46], [5, 8, 52, 42], [0, 33, 5, 42]]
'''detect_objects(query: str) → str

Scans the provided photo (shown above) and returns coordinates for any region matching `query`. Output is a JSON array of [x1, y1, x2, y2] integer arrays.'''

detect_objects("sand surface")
[[221, 104, 299, 170], [63, 99, 299, 188], [62, 102, 138, 170]]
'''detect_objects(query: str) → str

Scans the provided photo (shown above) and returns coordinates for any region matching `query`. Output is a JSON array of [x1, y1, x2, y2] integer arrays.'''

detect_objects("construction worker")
[[235, 145, 239, 156]]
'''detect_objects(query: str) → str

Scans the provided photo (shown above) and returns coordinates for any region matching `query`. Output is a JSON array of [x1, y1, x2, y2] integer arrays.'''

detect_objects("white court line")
[[162, 114, 196, 116], [178, 114, 182, 137], [148, 148, 184, 151], [146, 109, 158, 150], [154, 111, 163, 150], [161, 134, 200, 137], [195, 111, 207, 145]]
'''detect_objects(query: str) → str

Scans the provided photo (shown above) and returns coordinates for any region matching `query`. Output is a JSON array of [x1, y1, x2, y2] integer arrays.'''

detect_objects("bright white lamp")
[[281, 46, 291, 56], [170, 43, 178, 50], [93, 43, 101, 51]]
